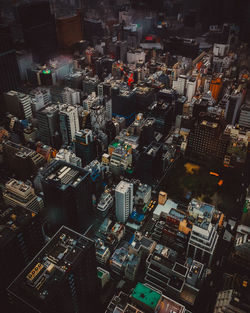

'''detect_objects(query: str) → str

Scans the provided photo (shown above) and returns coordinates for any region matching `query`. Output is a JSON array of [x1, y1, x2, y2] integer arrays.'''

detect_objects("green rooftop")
[[131, 283, 161, 310], [97, 270, 103, 278], [110, 141, 120, 148]]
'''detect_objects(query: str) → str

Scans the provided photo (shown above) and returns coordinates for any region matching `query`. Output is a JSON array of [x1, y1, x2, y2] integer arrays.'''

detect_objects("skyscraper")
[[225, 92, 244, 125], [41, 160, 92, 234], [36, 105, 61, 148], [0, 26, 20, 98], [0, 206, 44, 312], [8, 226, 100, 313], [59, 105, 80, 145], [74, 129, 96, 166], [18, 1, 57, 63], [115, 180, 133, 223]]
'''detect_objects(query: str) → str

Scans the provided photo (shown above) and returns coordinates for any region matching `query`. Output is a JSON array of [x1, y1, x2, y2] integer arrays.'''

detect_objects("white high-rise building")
[[172, 75, 186, 95], [59, 105, 80, 145], [30, 87, 51, 112], [186, 77, 197, 102], [62, 87, 81, 105], [115, 180, 133, 223]]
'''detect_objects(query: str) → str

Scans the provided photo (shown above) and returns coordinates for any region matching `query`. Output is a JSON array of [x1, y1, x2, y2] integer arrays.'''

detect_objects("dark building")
[[0, 206, 44, 312], [83, 18, 103, 43], [56, 12, 83, 48], [192, 99, 209, 119], [140, 117, 155, 146], [136, 141, 163, 185], [18, 1, 57, 63], [41, 160, 93, 235], [8, 226, 101, 313], [0, 26, 20, 108], [3, 141, 45, 180], [74, 129, 96, 166], [175, 96, 186, 117], [164, 37, 199, 59], [186, 113, 229, 163], [36, 105, 61, 149], [150, 102, 174, 135], [112, 88, 136, 125]]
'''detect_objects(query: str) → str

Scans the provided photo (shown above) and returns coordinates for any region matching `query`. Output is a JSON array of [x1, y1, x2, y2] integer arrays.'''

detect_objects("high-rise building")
[[186, 113, 229, 162], [0, 206, 44, 312], [8, 226, 100, 313], [36, 105, 61, 148], [3, 179, 44, 213], [3, 141, 45, 180], [41, 160, 92, 234], [187, 199, 219, 267], [30, 88, 51, 113], [82, 76, 99, 95], [225, 92, 244, 125], [4, 91, 32, 120], [56, 12, 83, 48], [238, 102, 250, 129], [90, 103, 106, 131], [62, 87, 81, 105], [172, 75, 187, 95], [18, 1, 57, 62], [74, 129, 96, 166], [186, 77, 196, 102], [59, 105, 80, 145], [115, 180, 133, 223], [0, 26, 20, 98]]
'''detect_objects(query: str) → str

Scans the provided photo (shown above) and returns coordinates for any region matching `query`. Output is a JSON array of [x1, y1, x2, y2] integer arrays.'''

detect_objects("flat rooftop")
[[131, 282, 161, 310], [157, 295, 185, 313]]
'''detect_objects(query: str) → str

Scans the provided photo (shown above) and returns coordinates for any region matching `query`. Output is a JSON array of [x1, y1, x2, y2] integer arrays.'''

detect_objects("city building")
[[8, 226, 100, 313], [18, 1, 57, 62], [36, 105, 61, 148], [74, 129, 96, 166], [4, 91, 32, 120], [225, 92, 244, 125], [41, 160, 92, 234], [30, 87, 51, 113], [0, 26, 20, 97], [3, 141, 45, 180], [55, 148, 81, 167], [3, 179, 44, 213], [115, 180, 133, 223], [214, 273, 250, 313], [97, 191, 114, 217], [187, 199, 219, 267], [0, 206, 44, 312], [145, 244, 205, 305], [56, 12, 83, 48], [230, 224, 250, 272], [95, 238, 111, 264], [97, 267, 110, 288], [186, 113, 229, 162], [109, 146, 133, 176], [238, 102, 250, 129], [134, 184, 152, 206], [59, 105, 80, 145], [186, 77, 196, 102], [62, 87, 81, 105]]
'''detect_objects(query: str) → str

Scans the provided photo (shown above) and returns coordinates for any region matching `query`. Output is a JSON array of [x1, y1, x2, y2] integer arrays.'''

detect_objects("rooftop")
[[131, 282, 162, 310]]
